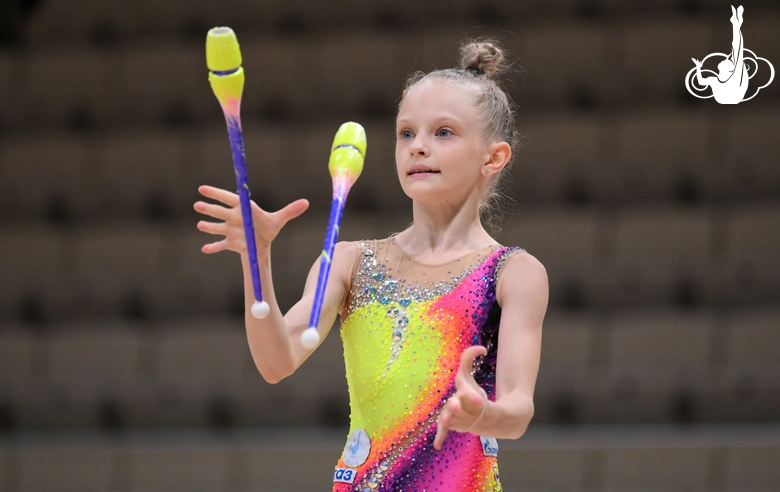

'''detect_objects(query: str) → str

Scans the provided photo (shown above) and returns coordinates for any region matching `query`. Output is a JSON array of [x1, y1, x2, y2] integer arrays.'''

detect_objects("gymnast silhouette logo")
[[685, 5, 774, 104], [342, 428, 371, 467], [349, 433, 362, 454]]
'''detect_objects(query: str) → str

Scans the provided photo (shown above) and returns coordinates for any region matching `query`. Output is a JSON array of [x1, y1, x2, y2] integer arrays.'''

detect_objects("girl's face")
[[395, 80, 493, 206]]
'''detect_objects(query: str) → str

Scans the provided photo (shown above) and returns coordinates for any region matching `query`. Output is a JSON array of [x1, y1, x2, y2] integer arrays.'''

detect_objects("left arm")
[[434, 252, 548, 448]]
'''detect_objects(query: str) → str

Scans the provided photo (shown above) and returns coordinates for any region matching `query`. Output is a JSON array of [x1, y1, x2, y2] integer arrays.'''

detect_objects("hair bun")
[[459, 40, 506, 77]]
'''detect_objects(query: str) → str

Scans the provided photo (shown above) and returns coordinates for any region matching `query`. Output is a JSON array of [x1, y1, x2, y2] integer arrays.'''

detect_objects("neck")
[[395, 193, 496, 263]]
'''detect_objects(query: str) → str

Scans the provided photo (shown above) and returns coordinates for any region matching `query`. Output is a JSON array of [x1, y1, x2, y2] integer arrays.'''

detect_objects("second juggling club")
[[301, 122, 366, 349]]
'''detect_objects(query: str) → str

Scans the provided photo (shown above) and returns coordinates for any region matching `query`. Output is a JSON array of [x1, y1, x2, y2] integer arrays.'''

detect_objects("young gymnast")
[[692, 5, 748, 104], [194, 39, 548, 491]]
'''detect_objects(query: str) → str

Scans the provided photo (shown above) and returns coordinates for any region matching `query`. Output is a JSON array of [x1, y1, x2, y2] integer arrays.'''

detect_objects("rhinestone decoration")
[[334, 238, 524, 491]]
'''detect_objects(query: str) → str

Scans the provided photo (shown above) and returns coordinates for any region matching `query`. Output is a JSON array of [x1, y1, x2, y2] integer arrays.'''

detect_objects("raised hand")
[[433, 345, 489, 450], [194, 185, 309, 256], [692, 58, 702, 67]]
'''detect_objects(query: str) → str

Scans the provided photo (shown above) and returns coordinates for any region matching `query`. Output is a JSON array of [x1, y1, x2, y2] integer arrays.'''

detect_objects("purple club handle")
[[224, 116, 265, 308], [308, 184, 347, 332]]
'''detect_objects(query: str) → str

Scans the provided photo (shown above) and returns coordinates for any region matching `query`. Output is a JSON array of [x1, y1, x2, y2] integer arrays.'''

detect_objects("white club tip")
[[251, 301, 270, 319], [301, 328, 320, 349]]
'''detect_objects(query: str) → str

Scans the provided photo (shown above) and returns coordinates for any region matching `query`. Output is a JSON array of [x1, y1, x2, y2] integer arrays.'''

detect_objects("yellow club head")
[[206, 27, 242, 72], [329, 122, 366, 182], [206, 27, 245, 109]]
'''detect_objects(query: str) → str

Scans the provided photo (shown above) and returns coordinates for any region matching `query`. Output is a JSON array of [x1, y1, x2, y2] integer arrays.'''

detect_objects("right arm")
[[692, 58, 709, 87], [195, 185, 357, 383]]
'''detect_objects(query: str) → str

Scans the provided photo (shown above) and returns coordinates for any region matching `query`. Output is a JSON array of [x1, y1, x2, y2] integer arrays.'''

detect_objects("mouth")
[[407, 168, 441, 176]]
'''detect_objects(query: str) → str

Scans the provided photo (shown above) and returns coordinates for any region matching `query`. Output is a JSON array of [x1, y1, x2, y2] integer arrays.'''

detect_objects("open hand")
[[433, 345, 489, 450], [692, 58, 702, 67], [194, 185, 309, 256]]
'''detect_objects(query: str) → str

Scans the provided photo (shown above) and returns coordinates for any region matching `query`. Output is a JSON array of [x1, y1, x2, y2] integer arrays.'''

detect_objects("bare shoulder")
[[496, 250, 549, 307], [331, 241, 363, 315], [333, 240, 360, 256], [330, 240, 364, 281], [332, 240, 360, 269], [502, 250, 547, 278]]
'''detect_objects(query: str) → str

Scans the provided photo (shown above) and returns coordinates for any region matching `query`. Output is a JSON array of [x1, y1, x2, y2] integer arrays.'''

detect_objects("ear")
[[482, 141, 512, 174]]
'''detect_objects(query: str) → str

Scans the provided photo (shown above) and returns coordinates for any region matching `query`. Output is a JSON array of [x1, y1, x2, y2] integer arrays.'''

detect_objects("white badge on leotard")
[[480, 436, 498, 457], [342, 428, 371, 467]]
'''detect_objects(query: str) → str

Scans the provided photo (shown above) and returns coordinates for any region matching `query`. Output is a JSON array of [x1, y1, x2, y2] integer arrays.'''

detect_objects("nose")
[[409, 135, 428, 156]]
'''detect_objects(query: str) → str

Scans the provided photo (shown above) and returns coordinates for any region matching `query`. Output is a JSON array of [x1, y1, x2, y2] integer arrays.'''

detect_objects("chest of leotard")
[[334, 238, 521, 491]]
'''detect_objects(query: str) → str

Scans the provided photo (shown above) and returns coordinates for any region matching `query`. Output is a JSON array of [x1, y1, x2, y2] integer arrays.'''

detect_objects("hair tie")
[[466, 66, 485, 76]]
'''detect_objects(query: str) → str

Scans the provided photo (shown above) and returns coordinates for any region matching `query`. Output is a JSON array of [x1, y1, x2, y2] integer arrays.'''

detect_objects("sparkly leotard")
[[333, 237, 523, 492]]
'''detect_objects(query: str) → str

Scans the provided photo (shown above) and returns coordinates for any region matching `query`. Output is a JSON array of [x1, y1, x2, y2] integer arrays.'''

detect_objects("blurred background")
[[0, 0, 779, 490]]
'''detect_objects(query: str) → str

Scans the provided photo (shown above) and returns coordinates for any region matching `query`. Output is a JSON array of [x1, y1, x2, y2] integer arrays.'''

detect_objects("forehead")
[[397, 79, 480, 124]]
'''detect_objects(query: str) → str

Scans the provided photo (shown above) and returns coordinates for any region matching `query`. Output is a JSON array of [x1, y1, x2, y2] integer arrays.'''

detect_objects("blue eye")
[[437, 128, 452, 137], [400, 129, 414, 139]]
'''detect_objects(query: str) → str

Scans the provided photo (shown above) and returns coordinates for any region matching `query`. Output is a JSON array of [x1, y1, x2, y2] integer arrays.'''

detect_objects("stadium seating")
[[1, 0, 778, 489]]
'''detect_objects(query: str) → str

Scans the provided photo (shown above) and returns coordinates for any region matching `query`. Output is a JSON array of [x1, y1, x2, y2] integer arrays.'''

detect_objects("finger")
[[202, 239, 229, 254], [446, 397, 462, 421], [433, 420, 448, 450], [197, 220, 227, 236], [456, 345, 488, 386], [198, 185, 240, 208], [271, 198, 309, 226], [194, 201, 232, 221], [459, 387, 487, 416]]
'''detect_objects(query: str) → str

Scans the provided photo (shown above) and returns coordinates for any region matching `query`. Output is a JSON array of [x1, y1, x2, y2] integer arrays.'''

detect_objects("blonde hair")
[[398, 39, 519, 230]]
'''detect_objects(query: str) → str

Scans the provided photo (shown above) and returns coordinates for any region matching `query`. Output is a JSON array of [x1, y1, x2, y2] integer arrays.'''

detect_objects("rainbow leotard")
[[333, 237, 523, 491]]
